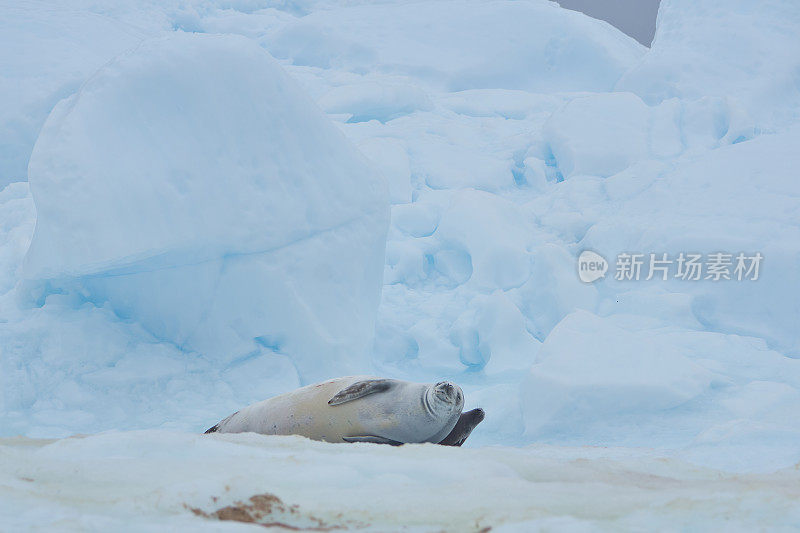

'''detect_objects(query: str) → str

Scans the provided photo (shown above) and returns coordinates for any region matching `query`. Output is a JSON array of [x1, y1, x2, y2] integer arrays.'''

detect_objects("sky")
[[558, 0, 661, 45]]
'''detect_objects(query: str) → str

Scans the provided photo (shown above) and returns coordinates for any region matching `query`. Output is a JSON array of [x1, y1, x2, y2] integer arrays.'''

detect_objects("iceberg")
[[23, 32, 389, 383]]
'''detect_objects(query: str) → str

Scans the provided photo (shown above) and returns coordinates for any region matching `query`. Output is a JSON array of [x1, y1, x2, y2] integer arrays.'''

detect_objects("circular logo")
[[577, 250, 608, 283]]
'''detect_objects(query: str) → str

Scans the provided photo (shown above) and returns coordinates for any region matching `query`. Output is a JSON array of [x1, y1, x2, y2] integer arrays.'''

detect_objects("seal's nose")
[[436, 381, 455, 396]]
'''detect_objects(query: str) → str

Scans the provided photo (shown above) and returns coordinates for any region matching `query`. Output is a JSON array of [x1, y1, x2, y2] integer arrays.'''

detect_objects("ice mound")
[[583, 126, 800, 355], [617, 0, 800, 127], [266, 0, 645, 92], [522, 310, 800, 455], [522, 311, 715, 439], [0, 4, 145, 187], [356, 136, 412, 204], [318, 81, 432, 124], [24, 33, 389, 381], [544, 92, 758, 179], [0, 183, 34, 294], [544, 92, 651, 179], [433, 190, 532, 291]]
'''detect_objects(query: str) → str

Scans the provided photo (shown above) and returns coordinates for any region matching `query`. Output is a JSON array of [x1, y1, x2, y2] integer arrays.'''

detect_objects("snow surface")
[[1, 0, 800, 528], [2, 431, 800, 531]]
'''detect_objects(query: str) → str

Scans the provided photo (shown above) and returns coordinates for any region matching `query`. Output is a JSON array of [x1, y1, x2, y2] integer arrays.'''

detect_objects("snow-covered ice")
[[2, 0, 800, 528], [3, 431, 800, 531], [23, 32, 389, 383], [0, 4, 145, 187], [262, 1, 645, 93], [617, 0, 800, 128]]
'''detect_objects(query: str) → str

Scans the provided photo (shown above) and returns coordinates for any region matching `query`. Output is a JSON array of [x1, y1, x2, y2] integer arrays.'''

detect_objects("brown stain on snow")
[[188, 492, 347, 531]]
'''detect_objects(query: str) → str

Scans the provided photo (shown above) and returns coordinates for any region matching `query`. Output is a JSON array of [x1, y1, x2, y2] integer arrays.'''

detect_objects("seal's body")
[[206, 376, 465, 445]]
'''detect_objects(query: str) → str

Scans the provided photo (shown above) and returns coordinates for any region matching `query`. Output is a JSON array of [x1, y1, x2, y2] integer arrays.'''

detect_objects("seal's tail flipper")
[[438, 408, 485, 446], [204, 411, 238, 434]]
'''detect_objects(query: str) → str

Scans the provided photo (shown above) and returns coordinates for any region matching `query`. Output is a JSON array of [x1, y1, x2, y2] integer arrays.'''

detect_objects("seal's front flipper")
[[438, 408, 485, 446], [343, 435, 404, 445], [328, 379, 394, 406]]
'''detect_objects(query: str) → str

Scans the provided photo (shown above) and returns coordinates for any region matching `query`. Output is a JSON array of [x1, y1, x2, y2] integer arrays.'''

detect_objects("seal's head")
[[424, 381, 464, 418]]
